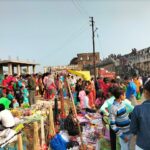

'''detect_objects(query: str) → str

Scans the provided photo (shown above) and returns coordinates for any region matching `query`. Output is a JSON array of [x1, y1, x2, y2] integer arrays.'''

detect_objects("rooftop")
[[0, 59, 39, 67]]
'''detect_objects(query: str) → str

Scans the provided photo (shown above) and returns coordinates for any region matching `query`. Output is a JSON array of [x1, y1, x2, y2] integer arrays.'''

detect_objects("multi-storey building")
[[70, 52, 100, 76], [99, 47, 150, 76]]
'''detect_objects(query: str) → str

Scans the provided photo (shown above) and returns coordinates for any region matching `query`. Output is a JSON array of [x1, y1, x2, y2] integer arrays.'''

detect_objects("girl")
[[21, 86, 29, 104]]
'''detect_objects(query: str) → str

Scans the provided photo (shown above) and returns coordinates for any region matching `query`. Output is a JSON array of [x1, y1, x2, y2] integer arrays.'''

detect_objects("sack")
[[50, 134, 68, 150], [64, 114, 82, 136]]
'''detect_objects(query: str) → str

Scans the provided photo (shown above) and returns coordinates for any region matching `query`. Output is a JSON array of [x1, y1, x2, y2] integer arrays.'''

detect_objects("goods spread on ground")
[[0, 98, 106, 150]]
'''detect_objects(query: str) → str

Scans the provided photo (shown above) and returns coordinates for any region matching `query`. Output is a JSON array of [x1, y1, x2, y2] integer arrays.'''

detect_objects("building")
[[44, 65, 81, 73], [123, 47, 150, 76], [70, 52, 100, 69], [0, 59, 39, 75], [69, 52, 100, 76], [77, 52, 100, 66], [98, 47, 150, 77]]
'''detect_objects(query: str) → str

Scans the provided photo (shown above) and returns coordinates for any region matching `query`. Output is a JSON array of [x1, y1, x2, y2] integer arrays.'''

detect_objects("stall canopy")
[[67, 70, 91, 81]]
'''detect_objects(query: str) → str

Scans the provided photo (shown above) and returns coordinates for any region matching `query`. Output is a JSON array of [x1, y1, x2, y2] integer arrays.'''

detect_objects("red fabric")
[[98, 79, 105, 90], [7, 85, 13, 92], [48, 82, 56, 90], [2, 79, 8, 94], [87, 85, 95, 107], [103, 83, 111, 98], [95, 98, 105, 107]]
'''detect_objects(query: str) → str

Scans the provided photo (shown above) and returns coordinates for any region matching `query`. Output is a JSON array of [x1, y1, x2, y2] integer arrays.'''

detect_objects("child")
[[110, 87, 131, 150], [14, 83, 23, 106], [78, 86, 86, 108], [21, 86, 29, 104]]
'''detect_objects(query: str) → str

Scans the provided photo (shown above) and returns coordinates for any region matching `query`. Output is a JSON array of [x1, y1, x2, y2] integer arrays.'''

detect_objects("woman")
[[86, 81, 95, 108]]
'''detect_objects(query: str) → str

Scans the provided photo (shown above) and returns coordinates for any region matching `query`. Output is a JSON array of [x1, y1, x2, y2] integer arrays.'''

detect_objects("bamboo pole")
[[60, 88, 66, 118], [41, 116, 46, 149], [33, 122, 40, 150], [49, 105, 56, 138], [66, 79, 84, 150], [17, 134, 23, 150]]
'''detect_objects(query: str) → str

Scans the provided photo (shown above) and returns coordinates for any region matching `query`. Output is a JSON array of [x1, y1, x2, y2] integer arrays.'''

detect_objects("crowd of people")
[[0, 72, 150, 150]]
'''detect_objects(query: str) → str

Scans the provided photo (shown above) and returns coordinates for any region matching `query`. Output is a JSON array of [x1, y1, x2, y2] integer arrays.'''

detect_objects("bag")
[[67, 141, 79, 149], [50, 134, 68, 150], [64, 114, 82, 136]]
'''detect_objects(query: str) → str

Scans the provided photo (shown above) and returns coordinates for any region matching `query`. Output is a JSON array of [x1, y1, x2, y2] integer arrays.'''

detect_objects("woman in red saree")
[[86, 81, 96, 108]]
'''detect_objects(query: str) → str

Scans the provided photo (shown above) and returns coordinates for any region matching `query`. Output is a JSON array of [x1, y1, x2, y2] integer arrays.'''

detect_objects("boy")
[[110, 87, 131, 150]]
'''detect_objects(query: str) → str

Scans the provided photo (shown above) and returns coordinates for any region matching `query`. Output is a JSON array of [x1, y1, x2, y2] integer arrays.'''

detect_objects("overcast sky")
[[0, 0, 150, 72]]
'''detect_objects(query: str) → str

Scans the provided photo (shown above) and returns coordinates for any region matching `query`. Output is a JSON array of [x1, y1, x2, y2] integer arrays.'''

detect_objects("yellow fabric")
[[68, 70, 91, 81], [134, 79, 141, 93], [15, 124, 24, 132]]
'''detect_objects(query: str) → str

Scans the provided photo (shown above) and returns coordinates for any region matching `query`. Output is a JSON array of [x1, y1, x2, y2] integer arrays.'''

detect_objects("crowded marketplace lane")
[[0, 72, 148, 150]]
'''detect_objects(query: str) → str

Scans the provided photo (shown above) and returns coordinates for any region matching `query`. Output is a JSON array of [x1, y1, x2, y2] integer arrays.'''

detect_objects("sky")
[[0, 0, 150, 72]]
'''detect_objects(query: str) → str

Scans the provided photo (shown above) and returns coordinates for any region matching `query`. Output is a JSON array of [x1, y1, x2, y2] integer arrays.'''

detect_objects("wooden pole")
[[66, 79, 84, 150], [33, 122, 40, 150], [41, 116, 46, 149], [17, 134, 23, 150], [49, 105, 56, 138], [60, 88, 66, 118]]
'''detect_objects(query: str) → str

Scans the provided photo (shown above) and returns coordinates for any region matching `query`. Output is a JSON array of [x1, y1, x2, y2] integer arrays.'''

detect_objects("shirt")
[[0, 97, 11, 109], [79, 90, 86, 108], [83, 96, 90, 109], [7, 94, 14, 101], [28, 77, 35, 91], [130, 100, 150, 150], [110, 101, 130, 140], [100, 96, 134, 116], [126, 81, 137, 99], [0, 109, 15, 128]]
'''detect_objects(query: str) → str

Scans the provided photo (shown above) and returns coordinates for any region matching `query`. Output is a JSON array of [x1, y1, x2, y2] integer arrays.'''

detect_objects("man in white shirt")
[[0, 104, 15, 131]]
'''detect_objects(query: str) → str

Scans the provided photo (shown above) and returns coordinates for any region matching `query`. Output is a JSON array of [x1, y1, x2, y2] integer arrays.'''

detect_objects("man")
[[0, 104, 15, 131], [124, 76, 137, 105], [130, 80, 150, 150], [27, 74, 36, 105]]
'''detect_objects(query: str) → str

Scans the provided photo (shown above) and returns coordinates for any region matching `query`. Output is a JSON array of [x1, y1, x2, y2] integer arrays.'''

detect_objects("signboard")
[[99, 68, 116, 78]]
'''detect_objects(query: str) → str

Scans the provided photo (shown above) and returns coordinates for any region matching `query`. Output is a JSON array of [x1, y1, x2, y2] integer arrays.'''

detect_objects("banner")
[[99, 68, 116, 78]]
